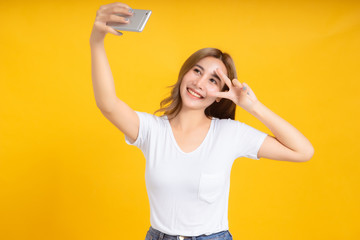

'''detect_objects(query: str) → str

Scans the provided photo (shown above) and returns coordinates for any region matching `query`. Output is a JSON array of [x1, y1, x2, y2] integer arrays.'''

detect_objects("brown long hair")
[[154, 48, 237, 120]]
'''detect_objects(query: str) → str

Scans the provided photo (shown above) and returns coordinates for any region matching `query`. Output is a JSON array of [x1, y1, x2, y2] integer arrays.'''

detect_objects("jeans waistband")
[[148, 226, 230, 240]]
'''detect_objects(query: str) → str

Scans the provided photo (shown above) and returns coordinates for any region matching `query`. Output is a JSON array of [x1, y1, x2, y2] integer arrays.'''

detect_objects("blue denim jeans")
[[145, 226, 233, 240]]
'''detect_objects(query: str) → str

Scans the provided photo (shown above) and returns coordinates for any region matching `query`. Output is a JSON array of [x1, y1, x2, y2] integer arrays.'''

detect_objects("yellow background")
[[0, 0, 359, 239]]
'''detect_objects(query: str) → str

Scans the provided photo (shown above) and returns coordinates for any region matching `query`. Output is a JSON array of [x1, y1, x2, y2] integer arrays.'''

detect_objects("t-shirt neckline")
[[164, 115, 214, 155]]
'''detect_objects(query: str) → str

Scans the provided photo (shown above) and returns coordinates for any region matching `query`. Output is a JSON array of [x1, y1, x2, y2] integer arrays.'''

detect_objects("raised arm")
[[90, 2, 139, 143], [209, 67, 314, 162], [249, 101, 314, 162]]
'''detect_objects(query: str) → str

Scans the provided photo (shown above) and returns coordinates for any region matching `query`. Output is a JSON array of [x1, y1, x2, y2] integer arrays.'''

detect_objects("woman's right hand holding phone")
[[90, 2, 133, 44]]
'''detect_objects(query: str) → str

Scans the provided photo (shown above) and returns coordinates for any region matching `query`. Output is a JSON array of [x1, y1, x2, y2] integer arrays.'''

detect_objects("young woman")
[[90, 3, 314, 240]]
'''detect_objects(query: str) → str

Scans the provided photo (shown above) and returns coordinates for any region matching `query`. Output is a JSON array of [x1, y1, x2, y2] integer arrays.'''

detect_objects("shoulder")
[[212, 117, 264, 137], [212, 117, 244, 130], [211, 118, 246, 138], [135, 111, 167, 127]]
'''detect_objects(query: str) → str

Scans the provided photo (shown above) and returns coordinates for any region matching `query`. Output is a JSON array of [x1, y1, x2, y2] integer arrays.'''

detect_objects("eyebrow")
[[195, 64, 221, 82]]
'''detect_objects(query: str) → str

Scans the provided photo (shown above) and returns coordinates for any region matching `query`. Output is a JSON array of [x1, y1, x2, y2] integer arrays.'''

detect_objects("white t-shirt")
[[125, 111, 267, 236]]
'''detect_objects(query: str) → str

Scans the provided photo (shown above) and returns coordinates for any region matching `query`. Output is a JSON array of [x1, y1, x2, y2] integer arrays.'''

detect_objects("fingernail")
[[124, 18, 129, 21], [128, 8, 132, 12], [117, 31, 123, 36], [243, 86, 247, 90]]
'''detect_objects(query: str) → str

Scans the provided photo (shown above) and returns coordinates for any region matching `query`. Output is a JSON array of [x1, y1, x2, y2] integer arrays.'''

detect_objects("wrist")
[[90, 38, 105, 48], [90, 30, 105, 46], [248, 100, 265, 117]]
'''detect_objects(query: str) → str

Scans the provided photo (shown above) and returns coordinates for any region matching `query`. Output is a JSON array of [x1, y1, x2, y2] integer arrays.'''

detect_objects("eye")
[[209, 78, 217, 84], [193, 67, 217, 85], [194, 68, 200, 74]]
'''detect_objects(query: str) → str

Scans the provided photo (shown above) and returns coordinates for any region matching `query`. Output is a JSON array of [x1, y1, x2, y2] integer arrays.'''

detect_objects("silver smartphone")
[[106, 9, 152, 32]]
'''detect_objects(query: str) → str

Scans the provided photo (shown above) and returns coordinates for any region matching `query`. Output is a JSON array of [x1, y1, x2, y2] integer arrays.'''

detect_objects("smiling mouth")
[[187, 88, 204, 99]]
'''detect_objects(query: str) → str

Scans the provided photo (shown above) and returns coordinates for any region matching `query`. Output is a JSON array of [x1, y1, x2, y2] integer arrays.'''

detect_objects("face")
[[180, 56, 228, 111]]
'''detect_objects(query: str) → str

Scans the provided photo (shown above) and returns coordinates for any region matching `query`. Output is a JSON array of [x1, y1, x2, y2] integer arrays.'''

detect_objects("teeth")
[[188, 88, 202, 98]]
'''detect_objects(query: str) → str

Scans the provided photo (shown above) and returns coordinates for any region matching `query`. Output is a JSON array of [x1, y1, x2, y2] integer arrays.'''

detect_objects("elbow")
[[288, 144, 314, 163], [299, 145, 315, 162]]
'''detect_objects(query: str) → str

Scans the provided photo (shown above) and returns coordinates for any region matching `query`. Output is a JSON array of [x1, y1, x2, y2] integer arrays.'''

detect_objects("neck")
[[168, 108, 211, 132]]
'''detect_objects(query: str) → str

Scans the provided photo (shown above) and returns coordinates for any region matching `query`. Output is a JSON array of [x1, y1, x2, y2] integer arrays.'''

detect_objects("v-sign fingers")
[[231, 78, 243, 88], [207, 89, 229, 99], [215, 68, 233, 89]]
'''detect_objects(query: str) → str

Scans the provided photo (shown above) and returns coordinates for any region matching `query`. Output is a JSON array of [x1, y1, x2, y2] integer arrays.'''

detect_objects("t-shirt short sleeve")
[[124, 111, 152, 150], [231, 120, 268, 160]]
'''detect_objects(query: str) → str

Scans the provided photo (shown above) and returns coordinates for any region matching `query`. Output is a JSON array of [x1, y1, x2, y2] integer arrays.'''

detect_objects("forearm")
[[90, 40, 117, 112], [249, 101, 314, 158]]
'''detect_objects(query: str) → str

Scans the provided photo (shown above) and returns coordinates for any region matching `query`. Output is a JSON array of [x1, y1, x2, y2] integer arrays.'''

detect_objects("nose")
[[194, 75, 207, 89]]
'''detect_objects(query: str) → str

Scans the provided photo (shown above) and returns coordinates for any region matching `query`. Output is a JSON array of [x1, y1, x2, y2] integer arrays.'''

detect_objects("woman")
[[90, 3, 314, 240]]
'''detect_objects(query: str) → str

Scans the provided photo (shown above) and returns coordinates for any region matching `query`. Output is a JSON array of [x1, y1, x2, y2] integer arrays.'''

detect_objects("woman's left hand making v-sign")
[[208, 68, 260, 112], [208, 67, 314, 162]]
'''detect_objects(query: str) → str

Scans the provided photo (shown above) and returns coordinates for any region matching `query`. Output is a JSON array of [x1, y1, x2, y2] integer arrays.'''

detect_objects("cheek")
[[206, 86, 221, 99], [208, 84, 222, 92], [180, 78, 188, 88]]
